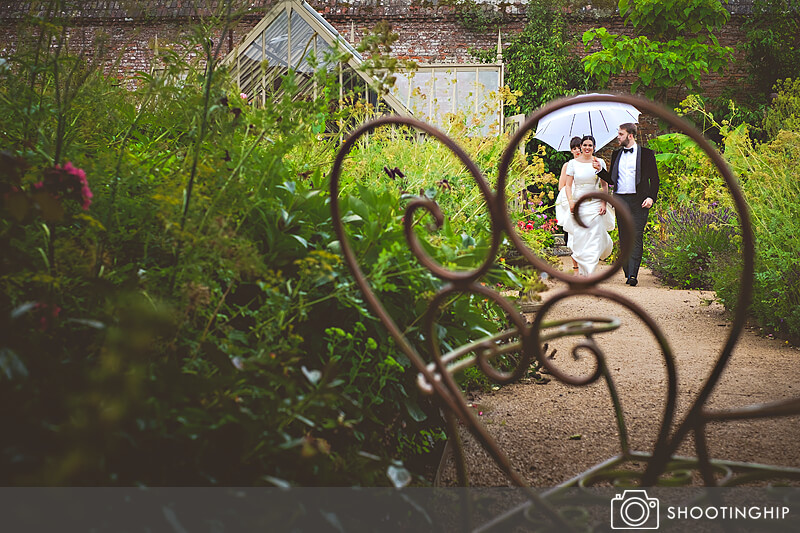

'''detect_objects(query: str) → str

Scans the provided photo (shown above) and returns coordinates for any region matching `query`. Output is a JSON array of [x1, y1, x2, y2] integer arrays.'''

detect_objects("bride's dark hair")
[[580, 135, 596, 147]]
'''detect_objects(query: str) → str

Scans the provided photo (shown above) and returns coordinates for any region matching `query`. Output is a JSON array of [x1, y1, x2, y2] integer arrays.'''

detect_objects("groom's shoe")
[[627, 276, 638, 287]]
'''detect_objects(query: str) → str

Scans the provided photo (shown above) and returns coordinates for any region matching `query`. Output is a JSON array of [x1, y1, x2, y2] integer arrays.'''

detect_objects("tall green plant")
[[177, 3, 237, 238], [1, 1, 112, 165], [763, 78, 800, 138], [582, 0, 734, 100], [646, 95, 800, 337], [5, 6, 556, 486]]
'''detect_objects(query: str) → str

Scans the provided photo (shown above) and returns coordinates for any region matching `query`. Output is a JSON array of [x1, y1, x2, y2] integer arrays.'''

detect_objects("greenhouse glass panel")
[[477, 68, 502, 134], [239, 40, 263, 101], [390, 64, 502, 134], [225, 1, 409, 117], [262, 10, 289, 67], [456, 69, 476, 114], [289, 10, 316, 73], [432, 68, 454, 123], [392, 72, 411, 109], [402, 70, 430, 119]]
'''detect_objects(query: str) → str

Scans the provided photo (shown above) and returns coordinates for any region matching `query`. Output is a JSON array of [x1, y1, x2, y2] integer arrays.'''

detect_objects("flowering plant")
[[39, 161, 93, 210], [1, 158, 92, 222], [517, 200, 558, 234]]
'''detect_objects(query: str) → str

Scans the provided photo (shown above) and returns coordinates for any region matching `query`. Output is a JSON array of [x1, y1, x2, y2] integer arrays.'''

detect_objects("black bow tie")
[[623, 147, 634, 153]]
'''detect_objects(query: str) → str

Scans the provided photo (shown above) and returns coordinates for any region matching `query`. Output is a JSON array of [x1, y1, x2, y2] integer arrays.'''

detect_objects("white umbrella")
[[534, 94, 641, 152]]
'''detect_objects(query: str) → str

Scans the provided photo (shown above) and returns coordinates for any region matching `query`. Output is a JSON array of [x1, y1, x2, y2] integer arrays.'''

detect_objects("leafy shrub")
[[647, 130, 728, 209], [646, 205, 740, 290], [763, 78, 800, 138], [582, 0, 733, 101], [726, 129, 800, 337], [648, 95, 800, 338], [742, 2, 800, 97], [1, 8, 553, 487]]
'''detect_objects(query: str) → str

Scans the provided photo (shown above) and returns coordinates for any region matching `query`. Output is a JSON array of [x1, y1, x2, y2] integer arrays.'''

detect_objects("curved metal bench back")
[[329, 95, 800, 507]]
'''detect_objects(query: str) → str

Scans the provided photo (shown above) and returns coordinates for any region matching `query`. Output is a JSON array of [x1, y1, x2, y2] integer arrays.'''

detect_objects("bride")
[[557, 135, 614, 276]]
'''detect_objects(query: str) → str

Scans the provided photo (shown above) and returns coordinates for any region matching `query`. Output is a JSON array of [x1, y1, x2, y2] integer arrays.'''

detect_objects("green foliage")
[[582, 0, 734, 100], [646, 205, 740, 290], [0, 1, 113, 166], [763, 78, 800, 138], [618, 0, 730, 38], [725, 128, 800, 337], [647, 95, 738, 208], [742, 1, 800, 96], [396, 426, 447, 456], [647, 96, 800, 338], [672, 93, 769, 143], [0, 9, 555, 486]]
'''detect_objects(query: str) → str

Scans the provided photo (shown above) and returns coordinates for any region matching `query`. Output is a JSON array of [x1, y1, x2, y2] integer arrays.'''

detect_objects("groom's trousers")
[[616, 194, 650, 280]]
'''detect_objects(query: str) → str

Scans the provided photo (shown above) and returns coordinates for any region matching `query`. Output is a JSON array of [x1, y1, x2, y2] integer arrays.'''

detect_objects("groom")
[[597, 123, 659, 287]]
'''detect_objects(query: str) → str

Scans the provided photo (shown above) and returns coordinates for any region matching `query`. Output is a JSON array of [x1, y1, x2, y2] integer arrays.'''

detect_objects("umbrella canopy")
[[534, 94, 641, 152]]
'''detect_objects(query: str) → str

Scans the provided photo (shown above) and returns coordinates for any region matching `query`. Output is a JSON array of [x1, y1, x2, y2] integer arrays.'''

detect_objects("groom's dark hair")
[[620, 123, 638, 137]]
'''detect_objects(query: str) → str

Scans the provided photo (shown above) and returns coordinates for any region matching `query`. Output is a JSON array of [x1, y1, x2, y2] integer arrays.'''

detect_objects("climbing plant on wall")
[[582, 0, 734, 101], [471, 0, 589, 117], [451, 0, 506, 32], [742, 0, 800, 97]]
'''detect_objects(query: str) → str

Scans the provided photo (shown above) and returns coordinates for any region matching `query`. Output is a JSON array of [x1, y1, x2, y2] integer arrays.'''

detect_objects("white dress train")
[[556, 160, 614, 276]]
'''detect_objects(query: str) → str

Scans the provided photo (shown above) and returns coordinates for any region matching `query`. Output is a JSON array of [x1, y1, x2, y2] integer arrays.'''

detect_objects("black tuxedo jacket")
[[597, 145, 660, 204]]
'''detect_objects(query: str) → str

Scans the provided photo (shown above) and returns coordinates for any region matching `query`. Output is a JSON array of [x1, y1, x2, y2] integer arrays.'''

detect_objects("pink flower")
[[33, 302, 61, 331], [240, 92, 248, 100], [63, 161, 86, 181], [81, 185, 93, 210], [46, 161, 92, 210]]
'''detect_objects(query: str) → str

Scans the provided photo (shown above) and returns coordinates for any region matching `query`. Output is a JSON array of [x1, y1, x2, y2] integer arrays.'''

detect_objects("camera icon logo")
[[611, 490, 660, 529]]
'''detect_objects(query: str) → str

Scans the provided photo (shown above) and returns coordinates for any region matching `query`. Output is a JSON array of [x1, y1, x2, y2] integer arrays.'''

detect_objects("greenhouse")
[[224, 0, 504, 133], [223, 0, 408, 115]]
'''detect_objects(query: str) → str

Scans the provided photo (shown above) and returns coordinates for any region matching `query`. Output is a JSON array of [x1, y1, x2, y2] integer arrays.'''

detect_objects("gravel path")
[[442, 263, 800, 486]]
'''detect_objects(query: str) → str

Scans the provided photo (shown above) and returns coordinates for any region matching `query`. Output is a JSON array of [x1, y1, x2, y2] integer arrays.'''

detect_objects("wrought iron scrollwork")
[[330, 94, 800, 530]]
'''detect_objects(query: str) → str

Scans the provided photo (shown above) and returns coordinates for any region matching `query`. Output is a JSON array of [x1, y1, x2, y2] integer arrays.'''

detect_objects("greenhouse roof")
[[222, 0, 409, 115]]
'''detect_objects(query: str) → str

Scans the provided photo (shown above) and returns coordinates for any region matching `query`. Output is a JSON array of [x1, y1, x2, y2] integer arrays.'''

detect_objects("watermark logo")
[[611, 489, 660, 529]]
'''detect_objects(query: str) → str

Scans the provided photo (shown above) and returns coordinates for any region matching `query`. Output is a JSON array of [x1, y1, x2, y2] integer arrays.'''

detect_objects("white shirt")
[[616, 143, 637, 194]]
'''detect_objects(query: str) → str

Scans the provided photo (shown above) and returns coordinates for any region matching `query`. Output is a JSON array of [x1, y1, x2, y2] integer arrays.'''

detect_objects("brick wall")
[[0, 1, 754, 100]]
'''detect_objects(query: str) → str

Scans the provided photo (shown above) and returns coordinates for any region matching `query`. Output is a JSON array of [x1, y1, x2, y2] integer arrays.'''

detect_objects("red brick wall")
[[0, 2, 752, 100]]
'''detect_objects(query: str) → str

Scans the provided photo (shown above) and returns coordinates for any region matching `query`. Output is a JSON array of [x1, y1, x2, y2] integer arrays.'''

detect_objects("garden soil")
[[440, 262, 800, 486]]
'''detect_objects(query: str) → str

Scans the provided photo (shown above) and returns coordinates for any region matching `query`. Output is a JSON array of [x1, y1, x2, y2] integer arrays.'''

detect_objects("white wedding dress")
[[556, 160, 614, 276]]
